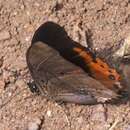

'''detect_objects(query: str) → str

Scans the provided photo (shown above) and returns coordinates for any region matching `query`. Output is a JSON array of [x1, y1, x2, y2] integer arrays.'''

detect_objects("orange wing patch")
[[73, 47, 121, 90]]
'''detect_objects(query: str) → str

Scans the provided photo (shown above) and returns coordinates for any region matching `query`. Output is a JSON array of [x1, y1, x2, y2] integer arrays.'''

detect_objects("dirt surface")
[[1, 0, 130, 130]]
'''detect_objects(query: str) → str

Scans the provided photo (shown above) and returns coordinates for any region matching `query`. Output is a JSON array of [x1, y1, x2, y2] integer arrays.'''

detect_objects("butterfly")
[[26, 21, 128, 105]]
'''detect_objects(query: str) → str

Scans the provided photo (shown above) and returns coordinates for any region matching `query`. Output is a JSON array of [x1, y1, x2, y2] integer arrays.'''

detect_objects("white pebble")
[[28, 122, 39, 130], [46, 110, 52, 117], [28, 118, 42, 130], [8, 92, 12, 97]]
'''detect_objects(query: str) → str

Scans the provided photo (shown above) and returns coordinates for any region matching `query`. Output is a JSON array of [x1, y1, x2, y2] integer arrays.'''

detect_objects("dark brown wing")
[[26, 41, 119, 104]]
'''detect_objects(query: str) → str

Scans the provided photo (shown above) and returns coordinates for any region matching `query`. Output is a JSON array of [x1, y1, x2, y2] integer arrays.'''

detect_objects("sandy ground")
[[1, 0, 130, 130]]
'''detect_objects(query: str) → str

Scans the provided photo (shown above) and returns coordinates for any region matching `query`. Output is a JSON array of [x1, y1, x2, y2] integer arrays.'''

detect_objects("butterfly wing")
[[26, 41, 119, 104]]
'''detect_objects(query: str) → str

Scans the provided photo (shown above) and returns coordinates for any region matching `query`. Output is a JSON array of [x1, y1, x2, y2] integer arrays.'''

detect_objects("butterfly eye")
[[108, 74, 115, 80]]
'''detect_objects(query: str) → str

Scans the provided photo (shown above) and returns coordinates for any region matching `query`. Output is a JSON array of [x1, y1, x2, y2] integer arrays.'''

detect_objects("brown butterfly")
[[26, 41, 121, 105], [26, 22, 127, 105]]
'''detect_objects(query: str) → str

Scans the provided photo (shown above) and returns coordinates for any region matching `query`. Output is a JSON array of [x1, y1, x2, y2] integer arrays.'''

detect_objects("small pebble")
[[9, 76, 16, 83], [28, 118, 42, 130], [15, 79, 26, 87], [3, 71, 10, 83], [20, 5, 25, 10], [52, 0, 63, 11], [77, 117, 83, 124], [28, 122, 39, 130], [75, 106, 82, 113], [8, 92, 12, 97], [0, 30, 10, 41], [34, 118, 42, 125], [46, 110, 52, 117], [91, 104, 106, 122]]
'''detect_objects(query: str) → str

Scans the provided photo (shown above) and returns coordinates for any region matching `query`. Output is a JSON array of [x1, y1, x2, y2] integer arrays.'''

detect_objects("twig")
[[108, 119, 120, 130]]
